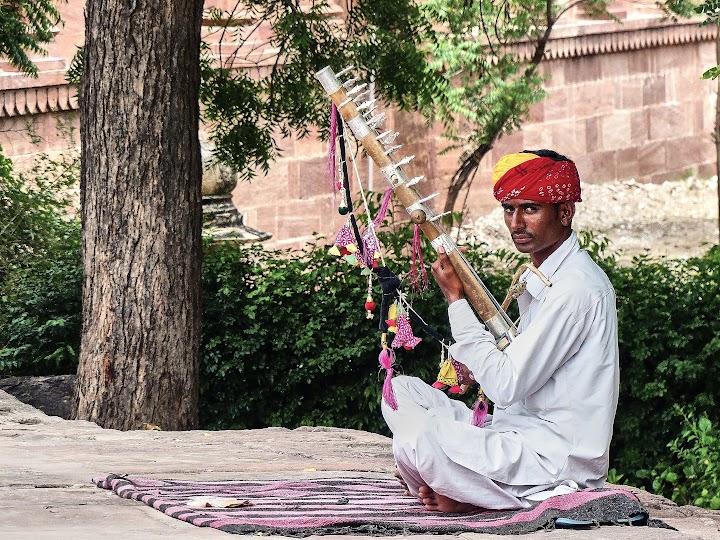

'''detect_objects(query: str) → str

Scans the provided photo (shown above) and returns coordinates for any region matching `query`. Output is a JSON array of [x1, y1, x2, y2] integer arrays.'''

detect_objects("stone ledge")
[[512, 20, 717, 61], [0, 84, 78, 118]]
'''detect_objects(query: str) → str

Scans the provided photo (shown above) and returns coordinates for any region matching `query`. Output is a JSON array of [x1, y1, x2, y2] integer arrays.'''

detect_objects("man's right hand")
[[454, 361, 475, 385], [431, 247, 466, 304]]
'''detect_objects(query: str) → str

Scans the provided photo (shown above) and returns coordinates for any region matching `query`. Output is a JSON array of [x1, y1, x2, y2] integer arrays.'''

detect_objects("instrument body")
[[315, 66, 517, 349]]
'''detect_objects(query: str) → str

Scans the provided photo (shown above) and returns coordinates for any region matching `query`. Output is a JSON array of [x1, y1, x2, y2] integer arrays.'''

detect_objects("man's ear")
[[559, 202, 575, 227]]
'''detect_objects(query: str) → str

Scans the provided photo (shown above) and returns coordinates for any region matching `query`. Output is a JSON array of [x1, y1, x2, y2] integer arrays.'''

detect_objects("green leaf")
[[701, 65, 720, 80]]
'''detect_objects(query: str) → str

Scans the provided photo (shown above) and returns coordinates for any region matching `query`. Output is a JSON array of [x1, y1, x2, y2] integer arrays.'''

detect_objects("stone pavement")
[[1, 390, 719, 540]]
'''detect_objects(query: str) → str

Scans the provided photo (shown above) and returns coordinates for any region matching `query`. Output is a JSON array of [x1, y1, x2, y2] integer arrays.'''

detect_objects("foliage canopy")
[[200, 0, 612, 210], [0, 0, 63, 75]]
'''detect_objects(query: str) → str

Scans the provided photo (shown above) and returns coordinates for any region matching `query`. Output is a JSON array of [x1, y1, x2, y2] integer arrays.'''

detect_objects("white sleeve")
[[447, 294, 603, 407]]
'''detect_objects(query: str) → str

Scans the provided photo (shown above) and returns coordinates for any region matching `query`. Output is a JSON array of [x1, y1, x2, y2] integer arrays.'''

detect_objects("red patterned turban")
[[492, 153, 582, 203]]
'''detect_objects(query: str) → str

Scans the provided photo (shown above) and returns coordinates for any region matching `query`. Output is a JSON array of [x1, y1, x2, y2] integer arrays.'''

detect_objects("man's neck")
[[530, 228, 572, 267]]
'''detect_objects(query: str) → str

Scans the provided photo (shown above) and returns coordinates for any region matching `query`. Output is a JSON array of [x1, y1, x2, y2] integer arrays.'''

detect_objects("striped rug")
[[93, 475, 651, 536]]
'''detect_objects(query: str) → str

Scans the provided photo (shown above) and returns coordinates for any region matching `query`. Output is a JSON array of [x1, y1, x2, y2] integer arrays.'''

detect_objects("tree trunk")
[[73, 0, 204, 430]]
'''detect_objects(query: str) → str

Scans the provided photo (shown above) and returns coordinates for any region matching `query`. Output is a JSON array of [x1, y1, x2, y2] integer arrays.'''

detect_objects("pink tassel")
[[328, 103, 339, 192], [372, 188, 394, 228], [410, 224, 429, 293], [472, 397, 488, 427], [379, 348, 398, 410], [391, 313, 422, 350]]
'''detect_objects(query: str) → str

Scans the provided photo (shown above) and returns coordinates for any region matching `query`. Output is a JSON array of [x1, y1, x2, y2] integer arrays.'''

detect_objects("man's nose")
[[510, 211, 525, 231]]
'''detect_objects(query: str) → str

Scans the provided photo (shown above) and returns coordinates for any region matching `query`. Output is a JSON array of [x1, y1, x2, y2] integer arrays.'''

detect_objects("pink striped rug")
[[93, 475, 654, 536]]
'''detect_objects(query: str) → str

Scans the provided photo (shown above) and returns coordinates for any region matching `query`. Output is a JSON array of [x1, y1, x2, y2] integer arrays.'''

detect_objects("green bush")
[[3, 163, 720, 508], [603, 246, 720, 494], [640, 407, 720, 509], [199, 236, 479, 433], [0, 145, 79, 274], [0, 147, 82, 374], [198, 200, 514, 432]]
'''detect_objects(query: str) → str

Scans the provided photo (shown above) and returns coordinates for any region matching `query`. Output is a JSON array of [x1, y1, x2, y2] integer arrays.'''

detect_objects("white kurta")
[[382, 232, 619, 510]]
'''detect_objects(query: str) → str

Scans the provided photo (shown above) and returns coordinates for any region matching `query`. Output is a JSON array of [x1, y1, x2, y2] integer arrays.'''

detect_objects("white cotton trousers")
[[383, 375, 558, 510]]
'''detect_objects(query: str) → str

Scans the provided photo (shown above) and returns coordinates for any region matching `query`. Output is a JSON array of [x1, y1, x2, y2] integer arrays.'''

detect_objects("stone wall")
[[1, 2, 716, 248], [0, 3, 83, 166], [235, 13, 718, 248]]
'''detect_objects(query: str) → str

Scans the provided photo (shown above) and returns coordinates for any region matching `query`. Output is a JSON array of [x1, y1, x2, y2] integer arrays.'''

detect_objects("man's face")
[[501, 199, 574, 266]]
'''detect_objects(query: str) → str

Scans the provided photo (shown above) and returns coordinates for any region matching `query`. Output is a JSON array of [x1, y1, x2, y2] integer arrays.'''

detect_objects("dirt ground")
[[460, 176, 720, 261]]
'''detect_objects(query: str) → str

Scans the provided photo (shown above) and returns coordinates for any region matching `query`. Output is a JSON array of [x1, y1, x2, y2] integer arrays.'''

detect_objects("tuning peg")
[[363, 106, 379, 119], [429, 211, 452, 222], [348, 83, 368, 95], [376, 130, 392, 140], [396, 155, 415, 167], [336, 65, 354, 77], [367, 112, 386, 129], [357, 99, 377, 111], [407, 175, 424, 187], [395, 156, 415, 167], [382, 132, 399, 145], [384, 144, 402, 155], [342, 77, 358, 88], [418, 193, 440, 204], [353, 90, 371, 102]]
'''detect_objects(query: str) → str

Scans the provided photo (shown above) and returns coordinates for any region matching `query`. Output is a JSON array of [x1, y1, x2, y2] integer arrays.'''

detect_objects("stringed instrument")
[[315, 65, 517, 350]]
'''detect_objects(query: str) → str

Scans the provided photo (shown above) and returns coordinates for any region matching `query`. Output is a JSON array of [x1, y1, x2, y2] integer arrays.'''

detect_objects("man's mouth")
[[512, 233, 533, 244]]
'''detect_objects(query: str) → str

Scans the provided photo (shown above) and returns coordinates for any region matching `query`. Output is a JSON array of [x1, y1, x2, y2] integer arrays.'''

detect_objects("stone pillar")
[[202, 163, 271, 243]]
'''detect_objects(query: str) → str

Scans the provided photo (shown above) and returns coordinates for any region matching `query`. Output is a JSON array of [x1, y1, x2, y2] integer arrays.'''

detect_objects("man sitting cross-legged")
[[382, 149, 619, 513]]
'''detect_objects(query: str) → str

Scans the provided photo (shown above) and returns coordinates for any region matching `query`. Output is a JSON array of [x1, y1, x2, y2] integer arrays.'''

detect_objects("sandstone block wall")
[[235, 15, 717, 247], [0, 2, 716, 248]]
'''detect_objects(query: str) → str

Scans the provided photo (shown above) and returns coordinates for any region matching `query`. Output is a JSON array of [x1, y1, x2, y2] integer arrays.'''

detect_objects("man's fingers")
[[436, 247, 451, 264]]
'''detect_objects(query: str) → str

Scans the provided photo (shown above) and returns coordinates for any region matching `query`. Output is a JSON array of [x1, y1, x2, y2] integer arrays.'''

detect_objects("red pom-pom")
[[365, 301, 376, 311], [340, 247, 350, 256]]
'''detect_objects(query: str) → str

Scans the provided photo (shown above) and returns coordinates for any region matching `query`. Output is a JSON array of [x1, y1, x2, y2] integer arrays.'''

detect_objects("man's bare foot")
[[418, 485, 480, 513], [394, 467, 411, 496]]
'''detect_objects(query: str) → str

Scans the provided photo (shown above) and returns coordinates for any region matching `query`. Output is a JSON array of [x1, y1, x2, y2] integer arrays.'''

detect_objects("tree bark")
[[73, 0, 204, 430]]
